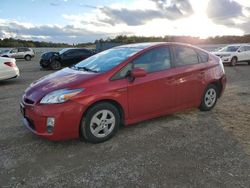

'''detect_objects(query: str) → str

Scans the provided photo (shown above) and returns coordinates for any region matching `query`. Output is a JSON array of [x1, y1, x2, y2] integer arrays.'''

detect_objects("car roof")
[[62, 48, 90, 50], [115, 42, 195, 50], [226, 44, 250, 47]]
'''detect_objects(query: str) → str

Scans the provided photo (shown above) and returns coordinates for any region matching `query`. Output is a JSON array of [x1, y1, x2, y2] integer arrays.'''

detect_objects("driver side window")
[[132, 47, 171, 73], [11, 49, 18, 53]]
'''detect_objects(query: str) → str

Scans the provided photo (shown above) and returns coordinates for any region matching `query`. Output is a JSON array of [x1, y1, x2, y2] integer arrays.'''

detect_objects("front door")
[[9, 48, 18, 58], [127, 46, 175, 119]]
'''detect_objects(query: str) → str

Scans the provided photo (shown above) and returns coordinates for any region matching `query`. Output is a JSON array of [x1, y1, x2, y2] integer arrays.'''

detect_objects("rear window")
[[174, 46, 199, 67], [18, 48, 30, 52], [197, 50, 209, 63]]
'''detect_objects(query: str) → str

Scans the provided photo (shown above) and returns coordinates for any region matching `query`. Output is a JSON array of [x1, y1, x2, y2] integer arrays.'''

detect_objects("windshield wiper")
[[72, 65, 99, 73]]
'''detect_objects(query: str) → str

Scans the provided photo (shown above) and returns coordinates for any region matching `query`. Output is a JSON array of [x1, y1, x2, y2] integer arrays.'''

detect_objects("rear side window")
[[133, 47, 171, 73], [244, 46, 250, 51], [18, 48, 30, 52], [174, 46, 199, 67], [197, 50, 209, 63]]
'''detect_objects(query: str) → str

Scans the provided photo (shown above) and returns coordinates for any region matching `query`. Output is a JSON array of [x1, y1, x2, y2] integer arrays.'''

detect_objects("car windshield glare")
[[59, 48, 70, 55], [219, 46, 240, 52], [75, 47, 140, 73]]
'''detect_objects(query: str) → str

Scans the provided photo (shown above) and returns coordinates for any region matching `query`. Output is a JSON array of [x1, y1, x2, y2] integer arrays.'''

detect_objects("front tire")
[[25, 55, 31, 61], [199, 84, 218, 111], [230, 57, 237, 66], [81, 102, 120, 143], [50, 60, 61, 70]]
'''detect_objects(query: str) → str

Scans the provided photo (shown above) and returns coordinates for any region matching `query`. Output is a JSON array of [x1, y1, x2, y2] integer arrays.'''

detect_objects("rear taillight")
[[4, 62, 16, 67]]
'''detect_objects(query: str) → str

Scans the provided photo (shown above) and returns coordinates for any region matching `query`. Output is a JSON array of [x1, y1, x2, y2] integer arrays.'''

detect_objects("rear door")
[[127, 46, 176, 119], [17, 48, 26, 58], [172, 45, 207, 109]]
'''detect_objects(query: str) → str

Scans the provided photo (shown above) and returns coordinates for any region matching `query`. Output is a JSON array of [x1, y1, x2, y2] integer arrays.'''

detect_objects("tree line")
[[0, 38, 71, 48], [94, 35, 250, 45], [1, 35, 250, 48]]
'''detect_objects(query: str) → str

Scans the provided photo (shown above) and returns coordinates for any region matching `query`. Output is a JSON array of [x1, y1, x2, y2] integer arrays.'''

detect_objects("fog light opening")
[[47, 117, 55, 133]]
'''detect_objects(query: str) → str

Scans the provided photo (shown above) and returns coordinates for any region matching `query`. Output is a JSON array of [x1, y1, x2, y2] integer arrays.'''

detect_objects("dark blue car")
[[40, 48, 95, 70]]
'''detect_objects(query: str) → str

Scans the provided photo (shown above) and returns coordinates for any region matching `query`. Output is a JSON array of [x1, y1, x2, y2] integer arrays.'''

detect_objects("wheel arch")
[[231, 56, 238, 61], [208, 79, 223, 98], [79, 99, 125, 137]]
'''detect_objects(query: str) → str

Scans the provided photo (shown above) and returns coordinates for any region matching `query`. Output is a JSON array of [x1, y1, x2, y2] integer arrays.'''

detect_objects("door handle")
[[198, 71, 205, 78], [199, 71, 205, 75]]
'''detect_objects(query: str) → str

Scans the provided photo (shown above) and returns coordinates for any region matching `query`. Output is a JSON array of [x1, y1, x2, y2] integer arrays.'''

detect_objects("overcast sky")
[[1, 0, 250, 44]]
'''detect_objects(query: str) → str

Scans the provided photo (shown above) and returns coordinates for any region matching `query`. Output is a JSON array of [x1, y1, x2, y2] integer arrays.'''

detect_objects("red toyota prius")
[[20, 42, 226, 143]]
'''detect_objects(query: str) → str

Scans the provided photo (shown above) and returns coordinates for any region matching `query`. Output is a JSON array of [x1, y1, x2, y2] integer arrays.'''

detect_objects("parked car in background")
[[212, 44, 250, 66], [0, 47, 35, 61], [21, 42, 226, 143], [40, 48, 96, 70], [0, 57, 20, 81]]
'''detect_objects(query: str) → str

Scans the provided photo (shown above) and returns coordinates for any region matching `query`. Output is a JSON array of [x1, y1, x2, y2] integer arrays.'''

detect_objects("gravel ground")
[[0, 57, 250, 188]]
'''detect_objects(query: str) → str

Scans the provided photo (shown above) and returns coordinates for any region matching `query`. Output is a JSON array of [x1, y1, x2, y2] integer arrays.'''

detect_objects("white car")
[[212, 44, 250, 66], [0, 57, 20, 81], [0, 47, 35, 61]]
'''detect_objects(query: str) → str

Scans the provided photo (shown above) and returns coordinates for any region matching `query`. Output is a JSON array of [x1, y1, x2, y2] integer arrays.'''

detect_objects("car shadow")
[[0, 78, 22, 85]]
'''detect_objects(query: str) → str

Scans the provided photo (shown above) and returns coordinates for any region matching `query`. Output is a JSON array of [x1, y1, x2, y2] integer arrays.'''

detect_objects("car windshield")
[[74, 47, 141, 73], [0, 49, 10, 54], [59, 48, 71, 55], [219, 46, 240, 52]]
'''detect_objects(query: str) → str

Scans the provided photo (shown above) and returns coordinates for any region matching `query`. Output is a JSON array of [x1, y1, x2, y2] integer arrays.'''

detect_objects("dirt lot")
[[0, 57, 250, 187]]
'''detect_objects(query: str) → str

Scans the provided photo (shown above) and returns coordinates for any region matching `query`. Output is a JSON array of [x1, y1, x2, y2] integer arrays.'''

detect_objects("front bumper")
[[20, 100, 86, 141], [217, 56, 232, 63], [39, 59, 50, 67]]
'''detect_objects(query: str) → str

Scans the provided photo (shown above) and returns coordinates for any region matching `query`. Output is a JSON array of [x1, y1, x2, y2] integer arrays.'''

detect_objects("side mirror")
[[129, 68, 146, 80]]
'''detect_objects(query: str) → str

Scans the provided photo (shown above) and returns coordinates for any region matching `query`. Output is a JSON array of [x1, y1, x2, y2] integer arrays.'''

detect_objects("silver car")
[[0, 47, 35, 61]]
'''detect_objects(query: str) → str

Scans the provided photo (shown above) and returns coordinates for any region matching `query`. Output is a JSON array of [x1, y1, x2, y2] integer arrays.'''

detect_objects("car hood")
[[41, 51, 58, 60], [24, 67, 98, 103]]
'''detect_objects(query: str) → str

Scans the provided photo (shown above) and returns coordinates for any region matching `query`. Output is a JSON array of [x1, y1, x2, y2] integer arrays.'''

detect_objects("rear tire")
[[230, 57, 237, 66], [50, 60, 61, 70], [199, 84, 218, 111], [25, 55, 31, 61], [80, 102, 120, 143]]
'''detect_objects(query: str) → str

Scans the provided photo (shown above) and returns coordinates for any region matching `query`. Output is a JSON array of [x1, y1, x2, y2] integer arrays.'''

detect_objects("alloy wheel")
[[90, 110, 116, 138], [204, 88, 217, 108]]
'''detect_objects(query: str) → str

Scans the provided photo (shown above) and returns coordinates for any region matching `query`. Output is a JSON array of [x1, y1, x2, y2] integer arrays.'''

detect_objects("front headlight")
[[40, 88, 84, 104]]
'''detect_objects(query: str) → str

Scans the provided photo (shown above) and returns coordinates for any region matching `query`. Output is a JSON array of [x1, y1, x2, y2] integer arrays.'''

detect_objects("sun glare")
[[135, 0, 244, 39]]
